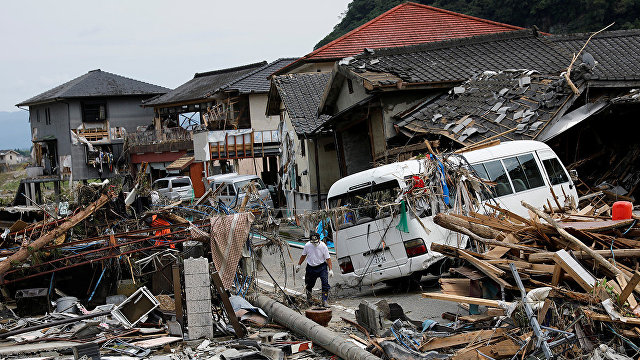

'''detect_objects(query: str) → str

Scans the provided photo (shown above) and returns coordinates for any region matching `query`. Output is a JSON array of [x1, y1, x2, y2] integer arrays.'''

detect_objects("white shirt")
[[302, 242, 330, 266]]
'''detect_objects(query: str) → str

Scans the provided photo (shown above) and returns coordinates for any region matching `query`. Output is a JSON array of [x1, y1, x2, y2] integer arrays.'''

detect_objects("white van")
[[152, 176, 194, 202], [328, 140, 577, 287], [208, 174, 274, 209]]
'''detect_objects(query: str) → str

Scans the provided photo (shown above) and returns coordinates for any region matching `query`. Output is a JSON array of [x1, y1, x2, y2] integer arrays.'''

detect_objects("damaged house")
[[315, 28, 640, 199], [267, 2, 523, 212], [137, 59, 294, 197], [15, 69, 168, 203]]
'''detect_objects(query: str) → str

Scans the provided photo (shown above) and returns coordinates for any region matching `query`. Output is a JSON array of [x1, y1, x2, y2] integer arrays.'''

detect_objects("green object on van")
[[396, 200, 409, 233]]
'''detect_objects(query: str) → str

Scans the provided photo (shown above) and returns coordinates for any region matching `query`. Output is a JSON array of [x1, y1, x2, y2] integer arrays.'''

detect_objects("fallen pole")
[[250, 294, 382, 360], [0, 193, 112, 277]]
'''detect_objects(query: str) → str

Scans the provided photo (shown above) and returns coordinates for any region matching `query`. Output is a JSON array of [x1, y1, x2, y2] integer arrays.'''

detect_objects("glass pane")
[[472, 164, 489, 180], [153, 180, 169, 190], [172, 179, 191, 187], [483, 160, 513, 197], [543, 158, 569, 185], [503, 157, 528, 192], [517, 154, 545, 189]]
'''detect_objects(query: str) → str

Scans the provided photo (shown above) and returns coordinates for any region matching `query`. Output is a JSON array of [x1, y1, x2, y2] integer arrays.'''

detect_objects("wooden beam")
[[420, 328, 507, 351], [422, 293, 503, 308], [619, 271, 640, 307], [529, 249, 640, 263], [554, 249, 597, 292]]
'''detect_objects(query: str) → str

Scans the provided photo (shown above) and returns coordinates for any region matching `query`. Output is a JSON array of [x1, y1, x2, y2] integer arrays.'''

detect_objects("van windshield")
[[234, 178, 266, 192], [328, 180, 400, 220]]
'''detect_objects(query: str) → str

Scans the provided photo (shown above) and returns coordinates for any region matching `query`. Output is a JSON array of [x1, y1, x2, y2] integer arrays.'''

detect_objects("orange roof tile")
[[279, 2, 523, 73]]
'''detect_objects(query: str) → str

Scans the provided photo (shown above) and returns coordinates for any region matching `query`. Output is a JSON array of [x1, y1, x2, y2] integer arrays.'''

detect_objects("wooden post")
[[172, 264, 184, 328], [211, 271, 245, 337]]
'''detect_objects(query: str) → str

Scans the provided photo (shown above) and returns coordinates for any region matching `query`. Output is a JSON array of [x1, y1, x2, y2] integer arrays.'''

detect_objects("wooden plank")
[[451, 337, 520, 360], [458, 314, 496, 323], [440, 278, 471, 296], [420, 328, 507, 351], [457, 249, 512, 289], [558, 219, 635, 232], [554, 249, 597, 292], [619, 271, 640, 307], [172, 264, 184, 328], [583, 309, 640, 325], [422, 293, 503, 308], [211, 271, 245, 337]]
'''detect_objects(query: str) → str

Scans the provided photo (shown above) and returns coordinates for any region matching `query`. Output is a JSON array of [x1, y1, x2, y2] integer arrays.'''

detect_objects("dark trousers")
[[305, 263, 330, 299]]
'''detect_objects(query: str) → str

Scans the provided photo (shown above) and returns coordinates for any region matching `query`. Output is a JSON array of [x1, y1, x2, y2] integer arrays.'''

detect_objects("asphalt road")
[[255, 243, 462, 327]]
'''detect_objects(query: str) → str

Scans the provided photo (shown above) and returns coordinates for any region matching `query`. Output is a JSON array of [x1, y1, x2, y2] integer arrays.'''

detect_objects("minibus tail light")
[[404, 238, 427, 258], [338, 256, 354, 274]]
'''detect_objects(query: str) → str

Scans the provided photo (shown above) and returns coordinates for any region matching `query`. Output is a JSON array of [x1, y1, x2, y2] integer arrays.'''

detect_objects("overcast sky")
[[0, 0, 350, 112]]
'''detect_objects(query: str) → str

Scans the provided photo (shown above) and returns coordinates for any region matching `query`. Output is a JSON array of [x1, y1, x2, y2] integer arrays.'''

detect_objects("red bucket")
[[612, 201, 633, 220]]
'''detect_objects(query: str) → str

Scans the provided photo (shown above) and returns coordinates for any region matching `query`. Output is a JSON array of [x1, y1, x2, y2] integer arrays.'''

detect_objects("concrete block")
[[188, 325, 213, 340], [184, 274, 211, 288], [186, 299, 211, 314], [183, 257, 209, 275], [187, 312, 213, 326], [185, 286, 211, 301]]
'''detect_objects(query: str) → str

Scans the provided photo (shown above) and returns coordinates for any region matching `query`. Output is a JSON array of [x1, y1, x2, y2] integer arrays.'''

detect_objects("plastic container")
[[612, 201, 633, 220]]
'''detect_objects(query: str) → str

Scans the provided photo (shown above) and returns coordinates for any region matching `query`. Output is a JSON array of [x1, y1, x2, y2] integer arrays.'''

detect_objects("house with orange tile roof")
[[274, 2, 523, 76]]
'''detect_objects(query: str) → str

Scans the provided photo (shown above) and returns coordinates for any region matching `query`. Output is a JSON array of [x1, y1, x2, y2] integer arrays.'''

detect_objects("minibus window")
[[483, 160, 513, 197], [504, 154, 544, 192], [543, 158, 569, 185]]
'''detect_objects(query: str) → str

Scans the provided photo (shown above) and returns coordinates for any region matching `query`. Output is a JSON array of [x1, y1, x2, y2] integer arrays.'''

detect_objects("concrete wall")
[[30, 102, 72, 156], [248, 94, 279, 131]]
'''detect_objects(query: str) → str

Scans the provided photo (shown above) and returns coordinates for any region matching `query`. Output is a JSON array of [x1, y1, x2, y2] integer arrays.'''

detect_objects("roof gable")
[[272, 73, 331, 135], [143, 62, 267, 107], [276, 2, 522, 75], [224, 58, 297, 94], [17, 70, 169, 107]]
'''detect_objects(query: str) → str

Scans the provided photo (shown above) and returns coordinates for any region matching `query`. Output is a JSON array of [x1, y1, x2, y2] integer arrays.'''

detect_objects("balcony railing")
[[127, 127, 192, 146]]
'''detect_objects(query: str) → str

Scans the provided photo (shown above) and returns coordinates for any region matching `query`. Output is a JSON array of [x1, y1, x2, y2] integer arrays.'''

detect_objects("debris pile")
[[411, 200, 640, 359]]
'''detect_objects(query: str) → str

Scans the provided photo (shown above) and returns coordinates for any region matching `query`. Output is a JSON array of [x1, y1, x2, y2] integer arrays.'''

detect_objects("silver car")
[[208, 174, 274, 209]]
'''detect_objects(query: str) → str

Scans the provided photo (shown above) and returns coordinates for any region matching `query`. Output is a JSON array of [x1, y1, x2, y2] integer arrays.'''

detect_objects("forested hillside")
[[316, 0, 640, 49]]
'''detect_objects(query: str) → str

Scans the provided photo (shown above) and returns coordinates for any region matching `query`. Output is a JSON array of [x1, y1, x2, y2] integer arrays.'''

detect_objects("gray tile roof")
[[342, 29, 572, 86], [396, 70, 582, 145], [142, 62, 267, 107], [17, 69, 169, 107], [225, 58, 297, 94], [549, 29, 640, 82], [273, 73, 331, 135]]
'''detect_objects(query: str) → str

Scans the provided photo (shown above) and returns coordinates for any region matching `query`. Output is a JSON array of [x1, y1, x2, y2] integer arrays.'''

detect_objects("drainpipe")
[[314, 136, 321, 209], [250, 294, 382, 360]]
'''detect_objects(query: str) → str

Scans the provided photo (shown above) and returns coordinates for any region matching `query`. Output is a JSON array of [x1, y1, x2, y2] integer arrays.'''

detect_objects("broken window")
[[45, 108, 51, 125], [503, 154, 544, 192], [82, 101, 107, 122], [543, 158, 569, 185]]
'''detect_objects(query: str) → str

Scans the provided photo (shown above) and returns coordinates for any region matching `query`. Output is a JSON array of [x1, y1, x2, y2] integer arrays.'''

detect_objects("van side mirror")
[[569, 169, 579, 182]]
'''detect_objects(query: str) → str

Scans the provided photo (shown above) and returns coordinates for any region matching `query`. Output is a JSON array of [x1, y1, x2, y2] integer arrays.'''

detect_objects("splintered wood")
[[419, 198, 640, 358]]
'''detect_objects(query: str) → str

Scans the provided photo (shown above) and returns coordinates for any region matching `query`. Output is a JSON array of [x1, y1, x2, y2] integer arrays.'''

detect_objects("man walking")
[[295, 232, 333, 307]]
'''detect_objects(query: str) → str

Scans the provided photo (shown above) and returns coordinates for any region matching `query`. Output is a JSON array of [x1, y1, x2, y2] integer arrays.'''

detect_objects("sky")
[[0, 0, 351, 112]]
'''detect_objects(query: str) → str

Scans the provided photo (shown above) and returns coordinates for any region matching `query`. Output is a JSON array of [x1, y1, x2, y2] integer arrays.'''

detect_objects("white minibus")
[[327, 140, 577, 287]]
